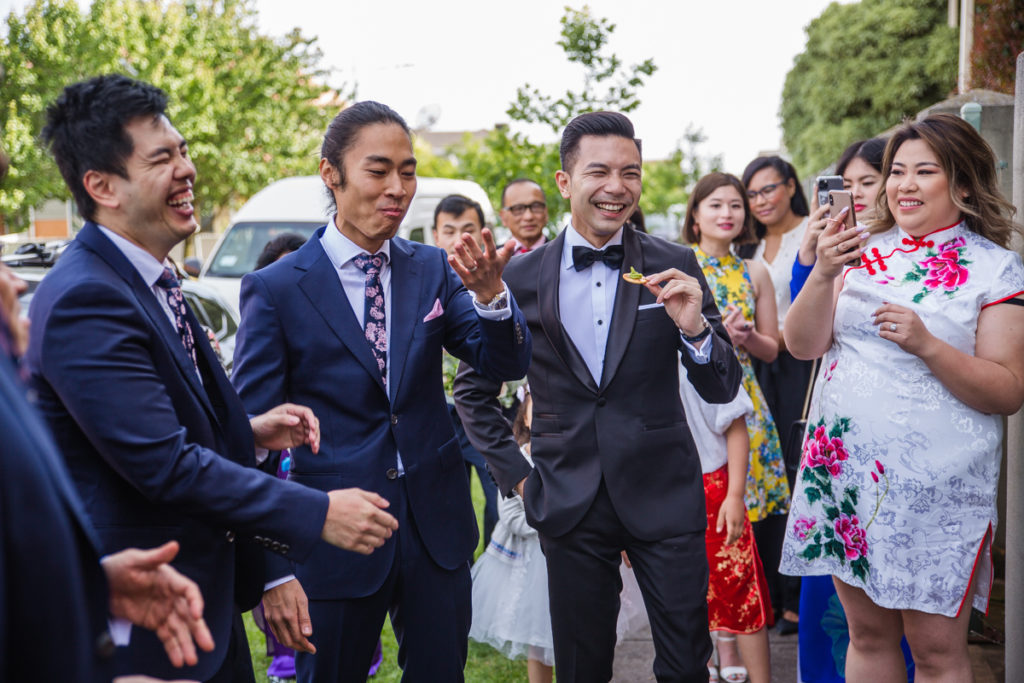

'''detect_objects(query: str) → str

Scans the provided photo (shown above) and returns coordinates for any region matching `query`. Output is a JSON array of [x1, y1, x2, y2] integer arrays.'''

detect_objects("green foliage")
[[972, 0, 1024, 94], [640, 126, 721, 216], [780, 0, 957, 178], [1, 0, 342, 228]]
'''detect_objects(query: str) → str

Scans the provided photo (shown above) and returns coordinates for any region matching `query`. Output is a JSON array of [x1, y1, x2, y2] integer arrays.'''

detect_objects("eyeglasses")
[[503, 202, 547, 217], [746, 182, 787, 201]]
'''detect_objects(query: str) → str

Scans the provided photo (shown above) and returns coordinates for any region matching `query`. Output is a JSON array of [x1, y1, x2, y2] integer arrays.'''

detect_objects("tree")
[[971, 0, 1024, 94], [1, 0, 342, 230], [780, 0, 957, 178], [640, 126, 721, 217]]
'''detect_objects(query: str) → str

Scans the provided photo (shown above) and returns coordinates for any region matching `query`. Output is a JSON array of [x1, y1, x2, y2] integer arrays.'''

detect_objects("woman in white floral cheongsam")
[[779, 114, 1024, 682]]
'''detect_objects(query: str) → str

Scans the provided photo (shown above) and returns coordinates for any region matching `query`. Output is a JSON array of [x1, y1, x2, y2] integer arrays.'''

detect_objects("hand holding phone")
[[828, 190, 861, 266]]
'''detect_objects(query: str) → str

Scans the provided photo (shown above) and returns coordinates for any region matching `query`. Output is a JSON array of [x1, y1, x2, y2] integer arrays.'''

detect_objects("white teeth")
[[596, 203, 624, 211], [168, 192, 194, 207], [899, 200, 922, 207]]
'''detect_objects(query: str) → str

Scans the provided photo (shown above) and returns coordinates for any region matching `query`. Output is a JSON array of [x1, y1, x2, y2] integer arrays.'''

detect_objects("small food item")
[[622, 266, 647, 285]]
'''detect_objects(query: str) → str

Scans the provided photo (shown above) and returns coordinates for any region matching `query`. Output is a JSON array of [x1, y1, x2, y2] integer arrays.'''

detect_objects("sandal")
[[707, 665, 720, 683], [716, 635, 747, 683]]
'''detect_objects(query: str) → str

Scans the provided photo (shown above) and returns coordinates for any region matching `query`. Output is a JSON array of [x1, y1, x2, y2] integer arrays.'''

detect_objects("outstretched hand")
[[251, 403, 320, 454], [102, 541, 215, 668], [449, 228, 514, 303], [643, 268, 706, 336]]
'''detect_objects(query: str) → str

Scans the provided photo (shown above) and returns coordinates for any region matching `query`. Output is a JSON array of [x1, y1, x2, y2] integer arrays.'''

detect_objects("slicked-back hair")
[[559, 111, 641, 174], [41, 74, 169, 221], [682, 172, 756, 245], [741, 155, 809, 240], [500, 178, 544, 208], [836, 137, 886, 177], [433, 194, 485, 230], [255, 233, 308, 270], [321, 101, 410, 210], [872, 114, 1019, 248]]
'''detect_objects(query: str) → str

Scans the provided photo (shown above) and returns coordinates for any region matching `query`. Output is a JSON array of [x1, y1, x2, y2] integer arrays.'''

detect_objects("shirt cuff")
[[264, 574, 297, 592], [108, 617, 132, 646], [473, 282, 512, 321], [680, 333, 712, 364], [254, 447, 270, 466]]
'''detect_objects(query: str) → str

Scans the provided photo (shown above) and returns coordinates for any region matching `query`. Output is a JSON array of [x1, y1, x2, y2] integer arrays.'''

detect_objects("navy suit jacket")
[[0, 356, 112, 683], [231, 227, 531, 599], [25, 222, 330, 681]]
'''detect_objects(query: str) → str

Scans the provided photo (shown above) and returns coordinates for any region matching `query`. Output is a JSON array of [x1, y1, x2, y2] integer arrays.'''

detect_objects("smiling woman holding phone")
[[780, 113, 1024, 682]]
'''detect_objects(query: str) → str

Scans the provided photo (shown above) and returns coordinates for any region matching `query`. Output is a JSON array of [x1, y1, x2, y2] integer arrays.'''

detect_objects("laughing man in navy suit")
[[231, 101, 532, 681]]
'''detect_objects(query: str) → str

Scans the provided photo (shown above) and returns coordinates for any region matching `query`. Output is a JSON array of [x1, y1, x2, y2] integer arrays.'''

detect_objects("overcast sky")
[[2, 0, 844, 173]]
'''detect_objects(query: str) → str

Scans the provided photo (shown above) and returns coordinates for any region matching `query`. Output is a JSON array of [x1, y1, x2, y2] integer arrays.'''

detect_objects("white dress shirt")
[[753, 217, 808, 331], [558, 225, 710, 386]]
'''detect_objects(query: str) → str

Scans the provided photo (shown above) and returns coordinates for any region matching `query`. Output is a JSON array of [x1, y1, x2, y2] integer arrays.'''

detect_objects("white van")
[[196, 175, 496, 313]]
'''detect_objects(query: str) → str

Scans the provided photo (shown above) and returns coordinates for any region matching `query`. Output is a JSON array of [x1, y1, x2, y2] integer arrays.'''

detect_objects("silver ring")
[[834, 245, 841, 255], [467, 265, 478, 273], [890, 323, 897, 332]]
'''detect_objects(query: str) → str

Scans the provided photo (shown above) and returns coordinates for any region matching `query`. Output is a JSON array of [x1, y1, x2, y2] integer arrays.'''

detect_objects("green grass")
[[245, 469, 531, 682]]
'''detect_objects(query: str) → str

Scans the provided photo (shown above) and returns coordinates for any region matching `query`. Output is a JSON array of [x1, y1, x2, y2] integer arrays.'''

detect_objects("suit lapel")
[[538, 230, 598, 393], [296, 239, 387, 394], [76, 224, 217, 419], [599, 226, 642, 391], [386, 240, 420, 403]]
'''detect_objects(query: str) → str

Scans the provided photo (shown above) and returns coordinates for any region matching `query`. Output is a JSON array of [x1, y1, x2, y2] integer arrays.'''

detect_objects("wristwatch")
[[681, 315, 712, 343], [477, 290, 508, 311]]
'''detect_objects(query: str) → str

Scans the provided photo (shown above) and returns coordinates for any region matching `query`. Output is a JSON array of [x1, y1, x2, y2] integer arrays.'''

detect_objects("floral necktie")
[[353, 253, 387, 384], [155, 267, 198, 371]]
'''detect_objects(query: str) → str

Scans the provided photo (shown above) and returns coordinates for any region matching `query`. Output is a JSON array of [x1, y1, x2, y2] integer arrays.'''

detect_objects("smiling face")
[[746, 167, 795, 229], [885, 138, 961, 236], [320, 122, 416, 253], [96, 115, 197, 260], [842, 157, 883, 218], [555, 135, 641, 247], [500, 181, 548, 247], [692, 184, 747, 248], [433, 207, 484, 255]]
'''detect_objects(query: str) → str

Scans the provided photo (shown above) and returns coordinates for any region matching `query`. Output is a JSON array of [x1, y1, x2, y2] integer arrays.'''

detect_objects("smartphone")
[[816, 175, 844, 209], [828, 190, 861, 266]]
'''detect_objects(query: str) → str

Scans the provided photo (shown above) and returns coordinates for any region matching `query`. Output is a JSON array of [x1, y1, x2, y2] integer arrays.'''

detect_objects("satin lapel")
[[296, 243, 387, 394], [76, 224, 216, 418], [386, 240, 420, 403], [538, 231, 599, 394], [599, 226, 642, 391]]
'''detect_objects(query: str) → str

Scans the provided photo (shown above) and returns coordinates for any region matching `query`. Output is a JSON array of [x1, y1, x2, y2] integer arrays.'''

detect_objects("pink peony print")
[[834, 514, 868, 560], [793, 517, 817, 541], [920, 238, 969, 292], [803, 426, 850, 477]]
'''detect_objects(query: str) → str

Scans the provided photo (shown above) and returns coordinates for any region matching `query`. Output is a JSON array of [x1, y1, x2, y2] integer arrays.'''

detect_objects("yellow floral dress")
[[695, 246, 790, 521]]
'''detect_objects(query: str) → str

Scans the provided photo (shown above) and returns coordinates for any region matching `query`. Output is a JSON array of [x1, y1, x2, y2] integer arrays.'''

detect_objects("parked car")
[[5, 243, 239, 373], [191, 175, 495, 313]]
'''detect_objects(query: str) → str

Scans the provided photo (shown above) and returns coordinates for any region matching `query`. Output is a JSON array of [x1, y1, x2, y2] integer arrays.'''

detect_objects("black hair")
[[740, 155, 809, 241], [500, 178, 544, 208], [41, 74, 169, 221], [433, 194, 484, 230], [256, 233, 308, 270], [835, 137, 887, 176], [559, 111, 641, 173], [321, 101, 410, 211]]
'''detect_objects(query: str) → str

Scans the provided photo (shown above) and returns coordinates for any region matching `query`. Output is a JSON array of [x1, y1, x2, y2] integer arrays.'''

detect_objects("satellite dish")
[[416, 104, 441, 130]]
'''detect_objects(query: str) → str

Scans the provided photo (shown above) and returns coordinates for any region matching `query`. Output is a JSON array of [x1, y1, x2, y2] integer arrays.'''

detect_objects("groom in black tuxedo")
[[454, 111, 742, 682]]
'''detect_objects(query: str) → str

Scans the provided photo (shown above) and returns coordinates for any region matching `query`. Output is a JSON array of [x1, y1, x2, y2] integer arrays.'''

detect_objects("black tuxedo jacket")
[[455, 226, 742, 540]]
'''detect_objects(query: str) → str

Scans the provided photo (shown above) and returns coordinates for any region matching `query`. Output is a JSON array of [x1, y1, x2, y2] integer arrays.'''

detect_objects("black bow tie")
[[572, 244, 625, 272]]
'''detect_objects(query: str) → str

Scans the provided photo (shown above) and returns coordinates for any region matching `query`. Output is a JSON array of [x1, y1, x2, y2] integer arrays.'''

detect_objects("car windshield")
[[206, 222, 322, 278]]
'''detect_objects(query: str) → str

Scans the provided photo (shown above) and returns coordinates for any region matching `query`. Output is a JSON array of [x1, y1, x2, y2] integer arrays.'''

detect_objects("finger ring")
[[467, 265, 478, 273], [834, 245, 841, 255], [890, 323, 897, 332]]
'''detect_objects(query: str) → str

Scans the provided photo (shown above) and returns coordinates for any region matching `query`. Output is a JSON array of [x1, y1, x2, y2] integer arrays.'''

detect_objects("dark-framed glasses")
[[746, 182, 787, 201], [503, 201, 547, 217]]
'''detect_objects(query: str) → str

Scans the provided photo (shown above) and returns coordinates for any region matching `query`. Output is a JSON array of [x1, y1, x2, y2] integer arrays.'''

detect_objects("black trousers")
[[205, 609, 256, 683], [540, 480, 711, 683]]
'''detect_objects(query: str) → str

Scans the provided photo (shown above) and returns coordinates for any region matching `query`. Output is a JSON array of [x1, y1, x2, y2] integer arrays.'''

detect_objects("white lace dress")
[[780, 222, 1024, 616]]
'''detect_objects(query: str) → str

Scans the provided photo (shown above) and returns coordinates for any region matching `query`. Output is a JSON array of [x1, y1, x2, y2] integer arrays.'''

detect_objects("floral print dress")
[[695, 246, 790, 522], [780, 222, 1024, 616]]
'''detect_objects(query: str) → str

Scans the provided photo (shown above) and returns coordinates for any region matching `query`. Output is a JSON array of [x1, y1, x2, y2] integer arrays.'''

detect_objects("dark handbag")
[[784, 357, 820, 476]]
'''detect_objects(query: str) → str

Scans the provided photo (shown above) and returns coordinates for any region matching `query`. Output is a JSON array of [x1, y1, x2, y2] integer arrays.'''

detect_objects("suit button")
[[225, 530, 236, 543], [715, 360, 727, 374], [597, 397, 607, 407], [96, 631, 115, 657], [390, 414, 399, 425], [386, 467, 399, 480]]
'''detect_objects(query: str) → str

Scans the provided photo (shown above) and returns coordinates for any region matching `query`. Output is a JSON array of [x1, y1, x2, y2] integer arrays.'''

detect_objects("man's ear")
[[555, 170, 571, 200], [319, 157, 340, 190], [82, 169, 120, 210]]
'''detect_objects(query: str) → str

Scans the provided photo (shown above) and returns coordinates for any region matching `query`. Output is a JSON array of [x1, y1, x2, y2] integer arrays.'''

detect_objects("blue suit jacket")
[[0, 356, 113, 683], [25, 222, 330, 680], [232, 227, 531, 599]]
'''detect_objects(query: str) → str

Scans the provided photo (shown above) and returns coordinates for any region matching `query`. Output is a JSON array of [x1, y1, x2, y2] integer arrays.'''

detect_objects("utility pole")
[[958, 0, 974, 92]]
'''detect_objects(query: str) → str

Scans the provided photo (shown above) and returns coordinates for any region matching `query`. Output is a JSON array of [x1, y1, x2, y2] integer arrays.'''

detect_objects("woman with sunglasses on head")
[[781, 114, 1024, 682], [739, 155, 813, 635]]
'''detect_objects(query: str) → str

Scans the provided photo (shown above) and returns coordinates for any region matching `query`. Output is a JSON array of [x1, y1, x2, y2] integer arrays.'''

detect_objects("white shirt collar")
[[95, 224, 170, 287], [320, 217, 391, 270], [561, 224, 624, 271]]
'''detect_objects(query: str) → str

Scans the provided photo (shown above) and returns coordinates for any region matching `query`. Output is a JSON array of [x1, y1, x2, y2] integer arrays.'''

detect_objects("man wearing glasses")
[[500, 178, 549, 254]]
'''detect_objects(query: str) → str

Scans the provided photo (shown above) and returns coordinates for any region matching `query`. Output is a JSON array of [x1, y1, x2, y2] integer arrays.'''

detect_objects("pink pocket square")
[[423, 298, 444, 322]]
